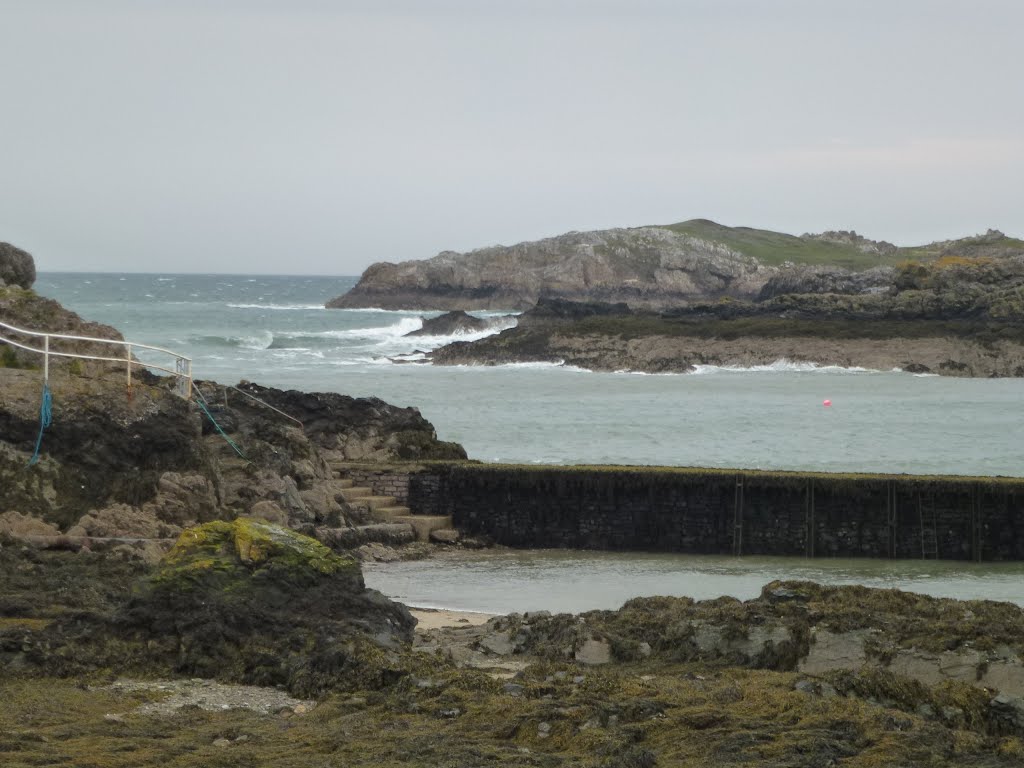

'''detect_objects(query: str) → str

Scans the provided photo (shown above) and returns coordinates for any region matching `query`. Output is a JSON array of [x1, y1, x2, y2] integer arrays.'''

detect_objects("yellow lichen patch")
[[161, 518, 356, 577], [0, 617, 52, 630]]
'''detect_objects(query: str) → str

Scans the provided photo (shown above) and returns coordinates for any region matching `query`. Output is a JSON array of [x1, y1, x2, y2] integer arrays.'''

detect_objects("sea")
[[32, 272, 1024, 611]]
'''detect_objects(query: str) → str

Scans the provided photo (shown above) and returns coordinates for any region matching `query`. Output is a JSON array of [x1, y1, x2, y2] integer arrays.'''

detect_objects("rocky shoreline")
[[5, 537, 1024, 766], [432, 324, 1024, 377], [6, 246, 1024, 764], [428, 258, 1024, 376]]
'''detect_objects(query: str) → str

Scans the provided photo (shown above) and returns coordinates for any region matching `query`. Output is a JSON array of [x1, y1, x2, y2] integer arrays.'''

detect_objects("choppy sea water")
[[34, 272, 1023, 476]]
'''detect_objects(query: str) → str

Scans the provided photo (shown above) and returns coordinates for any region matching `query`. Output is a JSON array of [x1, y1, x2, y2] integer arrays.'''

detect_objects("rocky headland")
[[327, 220, 1024, 375], [430, 250, 1024, 376], [326, 219, 1024, 312]]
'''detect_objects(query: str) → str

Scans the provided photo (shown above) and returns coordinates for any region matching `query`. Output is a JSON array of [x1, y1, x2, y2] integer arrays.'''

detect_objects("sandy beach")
[[408, 607, 496, 631]]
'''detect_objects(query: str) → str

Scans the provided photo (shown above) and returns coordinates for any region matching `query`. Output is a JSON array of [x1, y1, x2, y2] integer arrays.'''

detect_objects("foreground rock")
[[7, 556, 1024, 766], [3, 519, 418, 696]]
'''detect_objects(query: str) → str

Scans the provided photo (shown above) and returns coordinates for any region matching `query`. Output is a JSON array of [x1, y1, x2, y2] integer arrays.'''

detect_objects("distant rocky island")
[[326, 219, 1024, 311], [328, 220, 1024, 376]]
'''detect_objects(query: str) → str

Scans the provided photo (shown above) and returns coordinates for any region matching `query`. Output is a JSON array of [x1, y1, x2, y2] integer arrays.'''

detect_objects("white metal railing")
[[0, 319, 193, 399]]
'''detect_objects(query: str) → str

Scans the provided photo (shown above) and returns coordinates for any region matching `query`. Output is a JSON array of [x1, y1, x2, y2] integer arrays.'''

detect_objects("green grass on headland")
[[656, 219, 905, 269], [654, 219, 1024, 271]]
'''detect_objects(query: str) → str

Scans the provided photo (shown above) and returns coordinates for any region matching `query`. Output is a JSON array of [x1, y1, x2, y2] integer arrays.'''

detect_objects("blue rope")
[[195, 396, 248, 460], [28, 381, 52, 466]]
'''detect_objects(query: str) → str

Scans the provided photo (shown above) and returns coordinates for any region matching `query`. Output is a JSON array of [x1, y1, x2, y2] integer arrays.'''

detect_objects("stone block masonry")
[[348, 463, 1024, 561], [344, 468, 413, 505]]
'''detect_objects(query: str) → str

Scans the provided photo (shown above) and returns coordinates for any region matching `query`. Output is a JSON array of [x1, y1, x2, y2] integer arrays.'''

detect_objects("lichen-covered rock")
[[13, 520, 419, 696]]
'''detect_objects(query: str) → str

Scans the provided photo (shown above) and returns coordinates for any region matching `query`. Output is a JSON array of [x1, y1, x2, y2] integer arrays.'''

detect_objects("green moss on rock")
[[160, 518, 357, 580]]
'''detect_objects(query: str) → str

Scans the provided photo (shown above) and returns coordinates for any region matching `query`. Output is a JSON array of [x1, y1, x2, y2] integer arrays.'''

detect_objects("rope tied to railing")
[[194, 391, 248, 461], [28, 381, 52, 466]]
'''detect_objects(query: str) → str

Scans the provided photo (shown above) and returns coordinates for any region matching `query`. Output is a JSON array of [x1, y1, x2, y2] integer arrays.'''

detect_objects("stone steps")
[[373, 505, 412, 522], [330, 469, 454, 539], [338, 487, 373, 502], [360, 495, 399, 511], [393, 515, 453, 542]]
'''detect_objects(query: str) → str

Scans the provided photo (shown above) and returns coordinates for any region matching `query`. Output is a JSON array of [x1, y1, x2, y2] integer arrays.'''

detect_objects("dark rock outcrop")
[[4, 519, 419, 696], [404, 310, 493, 337], [757, 264, 894, 301], [0, 242, 36, 289], [229, 381, 467, 461]]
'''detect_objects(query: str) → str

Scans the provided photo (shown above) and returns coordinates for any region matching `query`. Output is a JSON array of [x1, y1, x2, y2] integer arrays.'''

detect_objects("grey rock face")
[[800, 230, 897, 257], [328, 227, 778, 311], [0, 242, 35, 289], [757, 264, 894, 300]]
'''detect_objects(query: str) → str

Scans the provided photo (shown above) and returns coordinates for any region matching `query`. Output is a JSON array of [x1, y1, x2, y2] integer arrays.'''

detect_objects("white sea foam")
[[227, 303, 326, 311], [237, 331, 274, 350], [407, 317, 518, 347], [689, 359, 879, 375], [444, 360, 592, 373]]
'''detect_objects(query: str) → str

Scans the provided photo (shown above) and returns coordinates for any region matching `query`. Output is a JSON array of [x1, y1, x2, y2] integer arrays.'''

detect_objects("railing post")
[[43, 334, 50, 382], [126, 343, 132, 393], [187, 359, 193, 399]]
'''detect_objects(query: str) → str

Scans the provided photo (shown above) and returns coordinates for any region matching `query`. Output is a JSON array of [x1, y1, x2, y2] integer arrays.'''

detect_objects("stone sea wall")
[[351, 463, 1024, 561]]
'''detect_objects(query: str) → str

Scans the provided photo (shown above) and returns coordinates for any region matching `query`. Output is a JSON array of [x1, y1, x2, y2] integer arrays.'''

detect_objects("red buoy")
[[823, 399, 832, 407]]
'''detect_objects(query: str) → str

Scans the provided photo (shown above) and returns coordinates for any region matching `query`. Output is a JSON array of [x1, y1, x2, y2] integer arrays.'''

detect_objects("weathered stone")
[[66, 503, 181, 539], [479, 631, 515, 656], [429, 528, 460, 544], [0, 510, 61, 537], [249, 500, 289, 526], [575, 637, 612, 666], [799, 630, 871, 676]]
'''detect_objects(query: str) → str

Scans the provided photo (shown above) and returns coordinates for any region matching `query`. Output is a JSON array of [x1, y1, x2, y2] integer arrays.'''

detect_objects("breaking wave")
[[689, 359, 880, 375]]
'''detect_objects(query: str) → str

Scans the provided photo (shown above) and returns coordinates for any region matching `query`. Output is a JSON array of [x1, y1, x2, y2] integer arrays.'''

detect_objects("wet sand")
[[409, 607, 496, 631]]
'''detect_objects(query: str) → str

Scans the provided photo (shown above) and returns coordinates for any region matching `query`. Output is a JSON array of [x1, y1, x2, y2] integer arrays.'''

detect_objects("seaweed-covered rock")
[[229, 381, 467, 461], [11, 520, 419, 697], [118, 519, 415, 694]]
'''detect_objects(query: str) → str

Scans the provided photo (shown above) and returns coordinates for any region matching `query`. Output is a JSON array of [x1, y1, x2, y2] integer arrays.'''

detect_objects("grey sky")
[[1, 0, 1021, 275]]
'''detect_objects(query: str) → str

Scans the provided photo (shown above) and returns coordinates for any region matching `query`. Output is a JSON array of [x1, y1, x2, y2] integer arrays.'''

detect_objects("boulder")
[[404, 311, 493, 337], [248, 500, 289, 526], [66, 503, 181, 539], [0, 242, 36, 289], [0, 510, 61, 537], [114, 519, 416, 695]]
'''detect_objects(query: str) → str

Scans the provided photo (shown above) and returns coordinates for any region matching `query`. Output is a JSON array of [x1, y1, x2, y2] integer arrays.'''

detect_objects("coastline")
[[431, 329, 1024, 378]]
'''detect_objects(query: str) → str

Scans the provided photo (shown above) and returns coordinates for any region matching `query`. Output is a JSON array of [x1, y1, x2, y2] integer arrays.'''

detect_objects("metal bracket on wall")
[[732, 474, 744, 556], [804, 479, 815, 558]]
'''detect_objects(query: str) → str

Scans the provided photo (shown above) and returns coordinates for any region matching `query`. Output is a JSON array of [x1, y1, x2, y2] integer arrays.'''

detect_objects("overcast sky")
[[1, 0, 1022, 275]]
